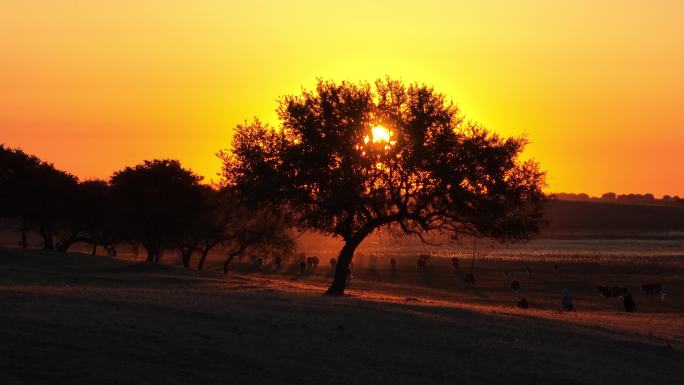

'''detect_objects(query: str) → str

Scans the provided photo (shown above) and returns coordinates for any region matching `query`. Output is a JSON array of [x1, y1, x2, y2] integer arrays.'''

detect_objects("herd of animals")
[[245, 253, 665, 313]]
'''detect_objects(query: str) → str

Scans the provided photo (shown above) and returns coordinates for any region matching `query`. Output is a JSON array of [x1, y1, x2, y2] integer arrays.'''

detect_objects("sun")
[[370, 125, 391, 143]]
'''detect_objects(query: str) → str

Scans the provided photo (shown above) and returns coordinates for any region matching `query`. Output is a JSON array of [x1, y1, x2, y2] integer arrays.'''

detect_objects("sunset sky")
[[1, 0, 682, 196]]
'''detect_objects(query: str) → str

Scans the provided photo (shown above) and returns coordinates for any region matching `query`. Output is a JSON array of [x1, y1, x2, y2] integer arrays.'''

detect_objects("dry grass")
[[1, 247, 683, 385]]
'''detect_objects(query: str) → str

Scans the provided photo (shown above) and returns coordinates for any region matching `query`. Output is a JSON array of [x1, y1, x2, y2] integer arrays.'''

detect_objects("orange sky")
[[1, 1, 682, 196]]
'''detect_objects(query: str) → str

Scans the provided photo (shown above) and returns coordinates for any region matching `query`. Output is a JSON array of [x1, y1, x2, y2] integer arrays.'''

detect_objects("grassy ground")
[[1, 247, 683, 385]]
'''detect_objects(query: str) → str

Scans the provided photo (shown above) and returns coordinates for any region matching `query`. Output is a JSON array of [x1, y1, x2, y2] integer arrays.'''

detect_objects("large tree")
[[0, 144, 77, 249], [110, 159, 205, 263], [223, 78, 547, 295]]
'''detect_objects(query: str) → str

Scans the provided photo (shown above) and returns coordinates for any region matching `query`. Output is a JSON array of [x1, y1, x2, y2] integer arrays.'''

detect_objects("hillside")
[[543, 200, 684, 236]]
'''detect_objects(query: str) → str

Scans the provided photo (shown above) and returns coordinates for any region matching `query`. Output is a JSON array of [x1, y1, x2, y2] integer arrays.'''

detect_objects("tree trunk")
[[20, 219, 28, 248], [223, 252, 237, 274], [39, 223, 54, 251], [181, 248, 194, 268], [324, 234, 366, 296], [198, 250, 210, 271], [223, 247, 247, 274], [145, 245, 157, 263]]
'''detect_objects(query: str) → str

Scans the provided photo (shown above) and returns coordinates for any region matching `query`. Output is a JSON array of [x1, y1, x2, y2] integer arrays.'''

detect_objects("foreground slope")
[[1, 248, 682, 385]]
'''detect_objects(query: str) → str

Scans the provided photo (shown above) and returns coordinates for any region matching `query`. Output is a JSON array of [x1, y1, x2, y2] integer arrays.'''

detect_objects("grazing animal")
[[416, 258, 426, 271], [561, 288, 575, 312], [299, 260, 307, 273], [274, 256, 282, 271], [510, 280, 521, 292], [464, 272, 475, 286], [596, 285, 612, 298], [623, 291, 636, 312], [306, 256, 320, 271], [389, 258, 397, 269], [597, 285, 629, 298], [517, 297, 528, 309], [641, 283, 662, 297], [451, 257, 459, 272], [255, 256, 264, 268]]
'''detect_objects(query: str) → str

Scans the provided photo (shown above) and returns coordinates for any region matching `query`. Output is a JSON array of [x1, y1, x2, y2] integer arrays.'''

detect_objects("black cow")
[[450, 257, 459, 272], [464, 272, 475, 286], [641, 283, 662, 297]]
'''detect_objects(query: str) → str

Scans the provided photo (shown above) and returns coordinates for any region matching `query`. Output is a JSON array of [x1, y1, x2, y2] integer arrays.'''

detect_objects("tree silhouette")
[[0, 144, 77, 249], [215, 195, 294, 274], [110, 159, 205, 263], [223, 79, 547, 295], [55, 180, 118, 254]]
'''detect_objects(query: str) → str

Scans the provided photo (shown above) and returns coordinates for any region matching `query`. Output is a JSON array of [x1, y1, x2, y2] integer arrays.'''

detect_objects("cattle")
[[306, 256, 320, 271], [517, 297, 528, 309], [450, 257, 459, 272], [299, 260, 307, 273], [464, 272, 475, 286], [510, 280, 521, 292], [416, 258, 426, 271], [389, 258, 397, 269], [255, 256, 264, 269], [641, 283, 662, 297], [596, 285, 612, 298], [596, 285, 629, 298]]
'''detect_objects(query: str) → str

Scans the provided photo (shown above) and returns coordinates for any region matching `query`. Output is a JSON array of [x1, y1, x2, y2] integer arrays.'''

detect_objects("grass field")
[[1, 247, 683, 385]]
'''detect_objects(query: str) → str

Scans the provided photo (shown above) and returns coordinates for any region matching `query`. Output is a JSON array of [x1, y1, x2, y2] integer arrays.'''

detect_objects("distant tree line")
[[0, 144, 293, 271], [554, 192, 683, 206]]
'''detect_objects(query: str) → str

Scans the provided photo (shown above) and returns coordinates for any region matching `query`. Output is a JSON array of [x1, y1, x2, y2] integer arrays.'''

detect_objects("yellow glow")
[[371, 126, 391, 143], [0, 1, 682, 196]]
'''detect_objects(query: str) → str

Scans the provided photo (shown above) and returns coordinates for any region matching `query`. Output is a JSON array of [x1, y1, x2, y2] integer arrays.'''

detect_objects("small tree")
[[55, 180, 118, 254], [176, 185, 227, 269], [223, 79, 547, 295], [215, 195, 294, 274]]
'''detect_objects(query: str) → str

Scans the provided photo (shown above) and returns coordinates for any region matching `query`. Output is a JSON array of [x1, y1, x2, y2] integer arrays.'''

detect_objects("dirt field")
[[1, 247, 683, 385]]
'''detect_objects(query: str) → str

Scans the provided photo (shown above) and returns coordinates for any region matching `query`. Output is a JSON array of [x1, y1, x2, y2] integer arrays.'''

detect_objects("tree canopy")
[[110, 159, 206, 262], [0, 144, 78, 249], [223, 78, 547, 295]]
